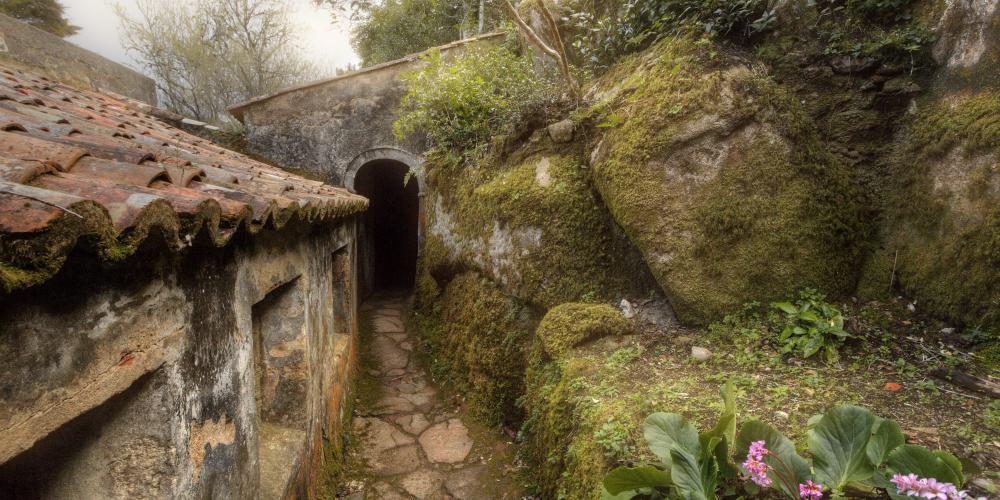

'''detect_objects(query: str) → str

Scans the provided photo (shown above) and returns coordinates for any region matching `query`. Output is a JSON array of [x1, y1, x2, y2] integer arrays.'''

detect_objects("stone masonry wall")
[[231, 34, 503, 186], [0, 14, 156, 104]]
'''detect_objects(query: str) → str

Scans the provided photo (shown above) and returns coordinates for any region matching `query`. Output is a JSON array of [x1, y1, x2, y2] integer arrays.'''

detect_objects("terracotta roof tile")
[[0, 65, 367, 293]]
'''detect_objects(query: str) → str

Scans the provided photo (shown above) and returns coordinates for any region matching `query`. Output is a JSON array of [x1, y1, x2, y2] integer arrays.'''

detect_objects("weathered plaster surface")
[[0, 217, 360, 499]]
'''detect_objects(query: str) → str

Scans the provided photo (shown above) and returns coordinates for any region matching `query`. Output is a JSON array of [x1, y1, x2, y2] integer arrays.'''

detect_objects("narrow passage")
[[350, 294, 524, 499]]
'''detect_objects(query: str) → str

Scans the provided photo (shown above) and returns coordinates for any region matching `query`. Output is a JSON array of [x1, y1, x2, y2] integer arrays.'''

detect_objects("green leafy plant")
[[394, 45, 555, 159], [772, 289, 850, 363], [605, 390, 973, 499], [565, 0, 774, 70], [738, 405, 966, 499], [602, 381, 737, 499]]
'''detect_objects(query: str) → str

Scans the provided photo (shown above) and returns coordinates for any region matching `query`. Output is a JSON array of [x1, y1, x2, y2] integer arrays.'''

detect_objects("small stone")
[[400, 469, 445, 499], [535, 156, 552, 187], [940, 327, 956, 335], [774, 411, 790, 421], [619, 299, 636, 319], [884, 382, 902, 392], [547, 118, 575, 143], [906, 303, 916, 313], [419, 418, 473, 464], [691, 346, 712, 362]]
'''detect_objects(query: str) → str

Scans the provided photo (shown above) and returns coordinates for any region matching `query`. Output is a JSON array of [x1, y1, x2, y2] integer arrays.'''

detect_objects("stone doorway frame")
[[343, 146, 426, 254]]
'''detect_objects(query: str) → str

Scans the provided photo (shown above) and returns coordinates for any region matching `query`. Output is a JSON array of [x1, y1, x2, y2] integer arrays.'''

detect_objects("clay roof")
[[0, 66, 367, 293]]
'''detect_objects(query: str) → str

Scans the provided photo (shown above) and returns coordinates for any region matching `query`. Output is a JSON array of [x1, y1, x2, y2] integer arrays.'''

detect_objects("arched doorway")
[[352, 158, 420, 294]]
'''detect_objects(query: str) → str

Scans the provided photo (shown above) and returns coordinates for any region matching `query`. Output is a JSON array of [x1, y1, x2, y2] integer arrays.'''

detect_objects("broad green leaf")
[[713, 437, 740, 483], [645, 413, 700, 468], [866, 418, 904, 467], [808, 406, 877, 492], [720, 380, 737, 446], [773, 302, 797, 314], [886, 445, 962, 486], [933, 451, 963, 485], [799, 310, 821, 322], [736, 420, 811, 499], [670, 447, 717, 500], [603, 465, 671, 495]]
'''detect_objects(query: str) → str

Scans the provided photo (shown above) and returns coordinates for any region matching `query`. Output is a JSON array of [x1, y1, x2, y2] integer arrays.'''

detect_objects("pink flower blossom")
[[742, 441, 772, 487], [799, 480, 823, 499], [890, 474, 984, 500]]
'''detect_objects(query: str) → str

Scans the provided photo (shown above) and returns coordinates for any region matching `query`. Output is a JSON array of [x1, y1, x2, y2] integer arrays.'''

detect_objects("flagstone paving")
[[350, 295, 524, 500]]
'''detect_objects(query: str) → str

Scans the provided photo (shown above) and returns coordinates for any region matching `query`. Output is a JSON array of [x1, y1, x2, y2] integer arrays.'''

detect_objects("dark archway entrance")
[[354, 159, 419, 294]]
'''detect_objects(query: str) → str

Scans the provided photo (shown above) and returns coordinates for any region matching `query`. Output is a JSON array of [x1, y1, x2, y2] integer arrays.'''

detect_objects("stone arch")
[[344, 147, 426, 296], [344, 147, 425, 195]]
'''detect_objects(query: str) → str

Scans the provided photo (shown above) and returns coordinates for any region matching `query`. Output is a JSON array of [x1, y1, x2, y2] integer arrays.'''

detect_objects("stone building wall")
[[0, 218, 359, 499], [230, 33, 504, 187], [0, 13, 156, 103]]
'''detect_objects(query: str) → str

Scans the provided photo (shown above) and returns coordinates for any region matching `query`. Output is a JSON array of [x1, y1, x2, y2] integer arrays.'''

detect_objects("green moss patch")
[[423, 141, 653, 309], [415, 272, 533, 425], [884, 92, 1000, 331], [536, 302, 632, 358], [590, 36, 866, 326]]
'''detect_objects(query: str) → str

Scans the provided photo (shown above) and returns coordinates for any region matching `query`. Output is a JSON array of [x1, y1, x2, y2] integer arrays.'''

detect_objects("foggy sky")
[[61, 0, 359, 77]]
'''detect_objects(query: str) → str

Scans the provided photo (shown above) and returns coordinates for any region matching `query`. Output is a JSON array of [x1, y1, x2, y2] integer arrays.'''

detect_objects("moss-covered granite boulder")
[[589, 37, 867, 325], [422, 142, 652, 309], [883, 92, 1000, 331]]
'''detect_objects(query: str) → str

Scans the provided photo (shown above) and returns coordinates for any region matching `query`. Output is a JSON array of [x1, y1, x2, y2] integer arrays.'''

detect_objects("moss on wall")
[[883, 92, 1000, 331], [423, 141, 654, 310], [416, 271, 533, 425], [589, 36, 867, 326]]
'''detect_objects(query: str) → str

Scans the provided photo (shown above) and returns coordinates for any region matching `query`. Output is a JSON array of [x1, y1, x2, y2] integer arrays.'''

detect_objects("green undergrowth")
[[588, 35, 867, 326], [882, 92, 1000, 332], [519, 299, 998, 498]]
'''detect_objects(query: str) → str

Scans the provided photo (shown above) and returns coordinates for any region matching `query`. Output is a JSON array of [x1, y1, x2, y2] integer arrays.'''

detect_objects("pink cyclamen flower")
[[742, 441, 772, 487], [799, 480, 823, 500]]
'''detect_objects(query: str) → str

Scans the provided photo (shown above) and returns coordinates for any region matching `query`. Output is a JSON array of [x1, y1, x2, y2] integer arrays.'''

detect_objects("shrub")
[[772, 289, 850, 363], [394, 45, 556, 159], [565, 0, 774, 69], [602, 383, 972, 499]]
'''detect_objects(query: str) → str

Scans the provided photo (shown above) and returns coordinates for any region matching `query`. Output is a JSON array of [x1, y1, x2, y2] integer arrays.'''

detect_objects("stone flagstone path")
[[351, 295, 521, 500]]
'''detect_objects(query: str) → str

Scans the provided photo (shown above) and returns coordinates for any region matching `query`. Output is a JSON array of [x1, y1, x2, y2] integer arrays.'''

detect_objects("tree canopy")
[[0, 0, 79, 37], [117, 0, 315, 123], [318, 0, 504, 67]]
